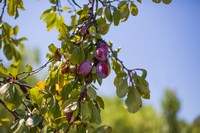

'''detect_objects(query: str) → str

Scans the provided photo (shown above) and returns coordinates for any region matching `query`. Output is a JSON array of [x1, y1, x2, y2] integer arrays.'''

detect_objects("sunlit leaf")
[[120, 3, 129, 22], [9, 61, 19, 77], [48, 43, 57, 53], [162, 0, 172, 4], [0, 64, 10, 77], [152, 0, 161, 3], [0, 83, 10, 95], [29, 86, 43, 109], [130, 2, 138, 16], [97, 17, 110, 35], [115, 77, 128, 98]]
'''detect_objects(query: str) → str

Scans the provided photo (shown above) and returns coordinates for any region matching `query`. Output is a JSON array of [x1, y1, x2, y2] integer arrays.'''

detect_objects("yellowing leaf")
[[37, 81, 46, 89], [56, 84, 62, 92]]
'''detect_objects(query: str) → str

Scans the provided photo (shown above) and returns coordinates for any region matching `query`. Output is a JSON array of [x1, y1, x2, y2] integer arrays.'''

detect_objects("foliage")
[[162, 89, 180, 133], [101, 89, 200, 133], [0, 0, 172, 132]]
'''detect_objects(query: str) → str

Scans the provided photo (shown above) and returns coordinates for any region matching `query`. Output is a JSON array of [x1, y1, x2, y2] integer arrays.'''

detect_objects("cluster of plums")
[[77, 40, 110, 79]]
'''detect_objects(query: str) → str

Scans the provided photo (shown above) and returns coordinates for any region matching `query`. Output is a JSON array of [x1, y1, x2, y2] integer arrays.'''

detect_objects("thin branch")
[[67, 0, 76, 11], [0, 0, 6, 21], [71, 0, 81, 8], [17, 57, 54, 80], [0, 99, 19, 120], [13, 80, 33, 89], [107, 44, 136, 86]]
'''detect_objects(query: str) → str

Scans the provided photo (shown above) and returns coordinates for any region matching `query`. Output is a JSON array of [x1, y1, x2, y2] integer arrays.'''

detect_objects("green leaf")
[[56, 15, 65, 30], [105, 6, 112, 23], [96, 8, 103, 16], [133, 73, 150, 99], [48, 96, 61, 118], [26, 115, 43, 127], [141, 69, 147, 79], [89, 102, 101, 124], [152, 0, 161, 3], [40, 8, 52, 20], [3, 44, 14, 60], [80, 102, 91, 123], [120, 3, 129, 22], [112, 59, 122, 75], [13, 25, 19, 35], [137, 0, 142, 3], [7, 0, 15, 16], [0, 64, 10, 77], [125, 86, 142, 113], [29, 86, 43, 109], [130, 2, 138, 16], [162, 0, 172, 4], [3, 85, 22, 110], [96, 96, 104, 109], [79, 47, 85, 64], [96, 17, 110, 35], [69, 89, 80, 99], [70, 47, 80, 64], [138, 77, 150, 99], [46, 12, 57, 31], [113, 7, 121, 26], [49, 0, 56, 4], [9, 61, 19, 77], [118, 1, 127, 9], [48, 43, 57, 53], [95, 125, 112, 133], [25, 64, 33, 72], [115, 77, 128, 98], [87, 86, 97, 100]]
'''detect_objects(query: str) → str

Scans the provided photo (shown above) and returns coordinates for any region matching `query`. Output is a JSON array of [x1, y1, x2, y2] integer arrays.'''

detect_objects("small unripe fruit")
[[77, 61, 93, 76], [97, 41, 108, 51], [80, 23, 90, 35], [96, 62, 109, 79], [95, 48, 107, 62], [61, 65, 69, 74]]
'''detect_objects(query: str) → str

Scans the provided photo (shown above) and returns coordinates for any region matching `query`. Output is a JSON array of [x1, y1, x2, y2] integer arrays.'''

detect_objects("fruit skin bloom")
[[80, 23, 90, 35], [96, 62, 109, 79], [77, 61, 93, 76], [95, 48, 108, 62], [97, 41, 108, 51]]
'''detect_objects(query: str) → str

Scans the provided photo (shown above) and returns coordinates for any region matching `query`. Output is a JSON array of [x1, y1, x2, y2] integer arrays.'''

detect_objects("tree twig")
[[0, 0, 6, 21], [17, 57, 54, 80], [67, 0, 76, 11], [0, 99, 19, 120], [71, 0, 81, 8]]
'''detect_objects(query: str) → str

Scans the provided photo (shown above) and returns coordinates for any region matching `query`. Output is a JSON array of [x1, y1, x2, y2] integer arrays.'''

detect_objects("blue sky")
[[1, 0, 200, 123]]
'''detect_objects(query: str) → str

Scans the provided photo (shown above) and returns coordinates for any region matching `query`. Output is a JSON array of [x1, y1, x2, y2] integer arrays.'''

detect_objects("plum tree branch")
[[0, 99, 19, 120], [17, 57, 54, 80], [108, 45, 136, 86], [71, 0, 81, 8], [0, 0, 7, 21]]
